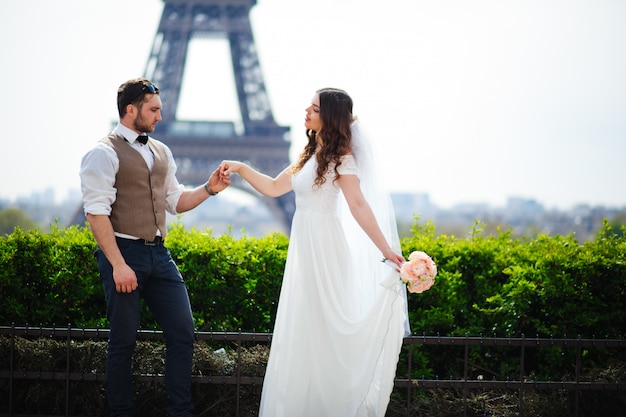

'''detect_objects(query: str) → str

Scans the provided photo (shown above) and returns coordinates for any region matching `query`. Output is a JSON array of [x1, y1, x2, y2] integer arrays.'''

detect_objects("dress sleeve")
[[336, 154, 358, 176]]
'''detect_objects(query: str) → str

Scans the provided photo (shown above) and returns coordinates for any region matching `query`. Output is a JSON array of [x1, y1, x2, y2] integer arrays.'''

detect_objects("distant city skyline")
[[1, 0, 625, 210], [4, 183, 621, 243], [4, 184, 624, 212]]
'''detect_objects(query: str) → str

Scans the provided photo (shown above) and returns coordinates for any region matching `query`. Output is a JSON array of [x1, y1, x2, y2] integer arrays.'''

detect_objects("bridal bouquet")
[[383, 251, 437, 293]]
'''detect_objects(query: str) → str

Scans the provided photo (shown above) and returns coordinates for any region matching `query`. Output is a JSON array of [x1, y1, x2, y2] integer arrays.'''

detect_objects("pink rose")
[[400, 251, 437, 294]]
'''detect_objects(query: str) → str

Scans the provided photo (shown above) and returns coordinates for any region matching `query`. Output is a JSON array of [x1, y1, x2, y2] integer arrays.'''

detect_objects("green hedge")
[[0, 224, 105, 328], [396, 220, 626, 381], [401, 220, 626, 339], [1, 220, 625, 405], [1, 220, 624, 338], [0, 223, 289, 332], [165, 224, 288, 331]]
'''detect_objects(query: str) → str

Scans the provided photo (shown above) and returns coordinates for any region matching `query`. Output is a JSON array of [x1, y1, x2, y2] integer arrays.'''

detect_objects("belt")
[[143, 236, 164, 246], [115, 235, 164, 246]]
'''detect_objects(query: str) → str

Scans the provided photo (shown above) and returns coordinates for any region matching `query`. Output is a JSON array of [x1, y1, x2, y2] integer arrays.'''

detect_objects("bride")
[[220, 87, 409, 417]]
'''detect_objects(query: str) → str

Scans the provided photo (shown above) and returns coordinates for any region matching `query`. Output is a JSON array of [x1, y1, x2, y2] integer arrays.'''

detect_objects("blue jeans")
[[97, 237, 195, 417]]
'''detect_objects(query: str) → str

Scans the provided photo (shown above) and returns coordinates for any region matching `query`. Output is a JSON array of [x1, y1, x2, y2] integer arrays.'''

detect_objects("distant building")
[[505, 197, 545, 221], [391, 192, 435, 222]]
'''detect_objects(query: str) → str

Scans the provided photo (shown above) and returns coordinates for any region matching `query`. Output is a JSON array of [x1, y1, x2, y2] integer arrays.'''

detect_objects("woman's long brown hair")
[[292, 88, 354, 187]]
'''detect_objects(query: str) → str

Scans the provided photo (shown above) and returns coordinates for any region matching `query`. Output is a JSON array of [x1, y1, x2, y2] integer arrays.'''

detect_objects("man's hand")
[[207, 164, 231, 193], [113, 263, 138, 293], [86, 213, 136, 292]]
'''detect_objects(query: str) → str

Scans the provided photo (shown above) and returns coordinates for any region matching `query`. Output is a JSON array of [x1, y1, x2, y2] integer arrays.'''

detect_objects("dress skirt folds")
[[258, 148, 408, 417]]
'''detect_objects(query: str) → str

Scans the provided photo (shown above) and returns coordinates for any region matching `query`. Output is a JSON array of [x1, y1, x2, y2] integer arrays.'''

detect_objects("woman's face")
[[304, 93, 322, 133]]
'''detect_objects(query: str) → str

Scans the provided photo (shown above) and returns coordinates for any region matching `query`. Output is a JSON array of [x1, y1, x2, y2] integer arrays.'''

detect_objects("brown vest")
[[100, 133, 169, 240]]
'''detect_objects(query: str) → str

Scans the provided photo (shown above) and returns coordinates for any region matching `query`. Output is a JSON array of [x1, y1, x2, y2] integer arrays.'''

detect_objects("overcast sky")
[[1, 0, 625, 210]]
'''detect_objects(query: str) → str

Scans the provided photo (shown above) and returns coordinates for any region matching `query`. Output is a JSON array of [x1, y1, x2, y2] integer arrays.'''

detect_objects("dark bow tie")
[[137, 134, 149, 145]]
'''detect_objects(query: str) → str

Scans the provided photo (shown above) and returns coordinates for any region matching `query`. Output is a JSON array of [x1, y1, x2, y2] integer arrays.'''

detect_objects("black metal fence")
[[1, 325, 624, 417]]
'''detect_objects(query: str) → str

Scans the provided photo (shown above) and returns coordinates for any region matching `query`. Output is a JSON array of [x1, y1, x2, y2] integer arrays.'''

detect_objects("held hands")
[[218, 160, 289, 198], [206, 164, 231, 194], [220, 160, 246, 179], [203, 160, 248, 196]]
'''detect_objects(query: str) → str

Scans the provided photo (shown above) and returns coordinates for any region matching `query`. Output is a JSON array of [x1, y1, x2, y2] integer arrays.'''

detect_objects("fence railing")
[[1, 324, 624, 417]]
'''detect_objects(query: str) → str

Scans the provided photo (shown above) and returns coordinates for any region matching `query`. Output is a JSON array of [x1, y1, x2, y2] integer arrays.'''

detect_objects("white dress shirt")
[[79, 123, 185, 237]]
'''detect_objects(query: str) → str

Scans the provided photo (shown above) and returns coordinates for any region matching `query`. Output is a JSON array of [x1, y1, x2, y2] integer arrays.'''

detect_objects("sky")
[[1, 0, 625, 210]]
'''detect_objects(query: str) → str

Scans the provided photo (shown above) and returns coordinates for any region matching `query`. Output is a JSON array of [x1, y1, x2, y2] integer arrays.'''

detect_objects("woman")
[[221, 88, 409, 417]]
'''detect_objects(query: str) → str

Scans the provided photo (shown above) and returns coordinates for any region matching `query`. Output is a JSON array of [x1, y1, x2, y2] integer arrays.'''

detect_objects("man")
[[80, 78, 229, 417]]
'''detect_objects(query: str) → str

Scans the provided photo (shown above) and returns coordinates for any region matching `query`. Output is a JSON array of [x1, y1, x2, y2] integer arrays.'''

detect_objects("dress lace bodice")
[[292, 154, 358, 214]]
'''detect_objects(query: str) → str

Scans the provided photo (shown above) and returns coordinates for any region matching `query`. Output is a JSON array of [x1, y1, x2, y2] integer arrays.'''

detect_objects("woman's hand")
[[383, 249, 405, 271], [219, 160, 293, 197], [220, 160, 246, 177]]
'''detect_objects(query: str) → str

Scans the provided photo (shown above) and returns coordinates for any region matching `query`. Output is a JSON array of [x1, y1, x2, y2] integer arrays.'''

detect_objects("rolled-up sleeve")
[[162, 144, 185, 215], [79, 143, 118, 216]]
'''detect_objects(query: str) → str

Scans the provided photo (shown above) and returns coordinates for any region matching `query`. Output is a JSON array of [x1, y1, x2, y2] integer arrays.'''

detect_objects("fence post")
[[9, 323, 15, 417], [463, 334, 469, 417], [63, 324, 70, 417], [574, 335, 582, 417], [406, 336, 413, 417], [518, 334, 526, 417], [236, 329, 242, 417]]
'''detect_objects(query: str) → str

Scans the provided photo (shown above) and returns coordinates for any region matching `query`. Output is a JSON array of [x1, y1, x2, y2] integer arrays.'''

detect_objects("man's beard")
[[133, 116, 153, 133]]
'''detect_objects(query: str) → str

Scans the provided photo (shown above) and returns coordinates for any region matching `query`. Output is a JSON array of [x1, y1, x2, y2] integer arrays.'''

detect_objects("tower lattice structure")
[[146, 0, 294, 230]]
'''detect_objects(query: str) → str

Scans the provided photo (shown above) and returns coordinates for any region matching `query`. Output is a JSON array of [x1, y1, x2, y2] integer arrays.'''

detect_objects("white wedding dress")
[[259, 123, 409, 417]]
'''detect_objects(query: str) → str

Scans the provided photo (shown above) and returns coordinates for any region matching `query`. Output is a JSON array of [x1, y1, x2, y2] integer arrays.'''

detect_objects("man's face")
[[132, 94, 162, 133]]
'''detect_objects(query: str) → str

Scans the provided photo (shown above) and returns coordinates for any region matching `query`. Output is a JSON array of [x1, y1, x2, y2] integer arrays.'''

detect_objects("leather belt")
[[143, 236, 163, 246]]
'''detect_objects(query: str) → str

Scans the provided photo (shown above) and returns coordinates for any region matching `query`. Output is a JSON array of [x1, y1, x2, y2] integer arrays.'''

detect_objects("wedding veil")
[[339, 121, 411, 336]]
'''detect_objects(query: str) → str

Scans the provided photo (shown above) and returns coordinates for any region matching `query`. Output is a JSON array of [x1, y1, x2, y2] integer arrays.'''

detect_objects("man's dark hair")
[[117, 78, 160, 117]]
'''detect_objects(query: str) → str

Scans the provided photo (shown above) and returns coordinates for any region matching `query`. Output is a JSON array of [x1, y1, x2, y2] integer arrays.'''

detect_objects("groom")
[[80, 77, 230, 416]]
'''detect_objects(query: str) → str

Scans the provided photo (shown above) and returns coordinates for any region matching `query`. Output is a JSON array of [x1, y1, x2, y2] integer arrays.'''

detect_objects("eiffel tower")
[[145, 0, 294, 230], [71, 0, 294, 231]]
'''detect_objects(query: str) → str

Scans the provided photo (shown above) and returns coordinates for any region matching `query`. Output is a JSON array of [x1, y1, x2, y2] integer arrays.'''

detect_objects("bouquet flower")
[[383, 251, 437, 293]]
